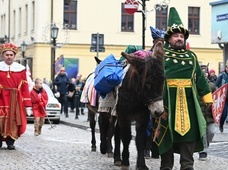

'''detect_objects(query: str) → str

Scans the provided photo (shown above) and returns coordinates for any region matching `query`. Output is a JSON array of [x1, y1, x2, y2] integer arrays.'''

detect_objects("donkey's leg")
[[106, 114, 115, 158], [118, 115, 131, 168], [113, 118, 122, 166], [98, 112, 110, 154], [135, 112, 150, 170], [89, 109, 96, 152]]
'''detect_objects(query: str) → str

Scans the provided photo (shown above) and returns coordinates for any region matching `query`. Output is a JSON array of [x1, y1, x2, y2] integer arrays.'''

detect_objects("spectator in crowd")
[[154, 7, 213, 170], [75, 74, 85, 119], [198, 70, 216, 160], [215, 62, 228, 133], [208, 69, 217, 84], [43, 77, 51, 87], [30, 78, 48, 136], [53, 67, 70, 117], [68, 78, 76, 112], [0, 43, 32, 150]]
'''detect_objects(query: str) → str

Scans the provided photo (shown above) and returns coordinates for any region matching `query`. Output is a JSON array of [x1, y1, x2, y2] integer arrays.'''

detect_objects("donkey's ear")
[[94, 56, 102, 64], [121, 52, 135, 64], [152, 41, 164, 59]]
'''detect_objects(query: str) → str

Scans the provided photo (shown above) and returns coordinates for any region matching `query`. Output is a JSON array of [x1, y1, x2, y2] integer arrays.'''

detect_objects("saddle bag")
[[94, 54, 123, 98]]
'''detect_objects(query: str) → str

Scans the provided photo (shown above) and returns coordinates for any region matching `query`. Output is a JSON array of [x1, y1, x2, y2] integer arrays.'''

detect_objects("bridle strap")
[[148, 95, 163, 104]]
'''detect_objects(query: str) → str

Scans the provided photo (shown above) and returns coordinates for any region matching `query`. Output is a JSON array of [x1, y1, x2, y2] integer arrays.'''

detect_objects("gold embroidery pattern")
[[167, 79, 191, 136]]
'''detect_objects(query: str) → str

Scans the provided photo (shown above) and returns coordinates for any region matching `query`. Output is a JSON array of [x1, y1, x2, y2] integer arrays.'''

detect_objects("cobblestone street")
[[1, 112, 228, 170]]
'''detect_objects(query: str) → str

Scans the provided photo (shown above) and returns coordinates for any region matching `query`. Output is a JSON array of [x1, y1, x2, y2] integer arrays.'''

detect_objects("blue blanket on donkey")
[[94, 54, 123, 98]]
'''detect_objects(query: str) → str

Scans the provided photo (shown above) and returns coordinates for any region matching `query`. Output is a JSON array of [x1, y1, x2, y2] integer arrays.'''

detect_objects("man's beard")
[[173, 41, 184, 50]]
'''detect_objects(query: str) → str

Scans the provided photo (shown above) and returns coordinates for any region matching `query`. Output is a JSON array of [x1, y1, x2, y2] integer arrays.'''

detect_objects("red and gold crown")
[[0, 43, 18, 54]]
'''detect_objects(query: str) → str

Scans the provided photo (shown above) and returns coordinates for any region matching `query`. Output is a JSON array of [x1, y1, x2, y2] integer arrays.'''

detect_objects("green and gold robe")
[[154, 47, 213, 154]]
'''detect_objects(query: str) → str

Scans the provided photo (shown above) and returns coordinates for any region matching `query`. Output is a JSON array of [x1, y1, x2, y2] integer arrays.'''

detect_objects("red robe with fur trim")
[[0, 61, 31, 140], [30, 87, 48, 117]]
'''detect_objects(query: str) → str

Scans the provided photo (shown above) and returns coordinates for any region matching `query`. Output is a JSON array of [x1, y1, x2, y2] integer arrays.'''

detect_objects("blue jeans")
[[220, 101, 228, 127]]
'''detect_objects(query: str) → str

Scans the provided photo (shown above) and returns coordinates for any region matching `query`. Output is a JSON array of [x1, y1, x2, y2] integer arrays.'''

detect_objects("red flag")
[[186, 40, 190, 50], [212, 84, 227, 124], [26, 63, 31, 76]]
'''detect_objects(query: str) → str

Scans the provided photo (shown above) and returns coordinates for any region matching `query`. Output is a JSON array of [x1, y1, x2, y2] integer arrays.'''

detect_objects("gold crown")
[[0, 43, 18, 54]]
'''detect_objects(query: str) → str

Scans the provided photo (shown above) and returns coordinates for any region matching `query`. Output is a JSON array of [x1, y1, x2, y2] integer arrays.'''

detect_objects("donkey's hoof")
[[91, 146, 96, 152], [136, 165, 149, 170], [120, 165, 129, 170], [114, 160, 122, 167], [107, 152, 113, 158]]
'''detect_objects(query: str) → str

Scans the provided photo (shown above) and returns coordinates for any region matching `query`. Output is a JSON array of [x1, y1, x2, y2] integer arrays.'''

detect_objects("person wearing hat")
[[143, 26, 166, 159], [0, 43, 32, 150], [153, 7, 213, 170], [53, 66, 70, 117], [215, 61, 228, 133], [149, 26, 166, 51], [208, 69, 217, 84]]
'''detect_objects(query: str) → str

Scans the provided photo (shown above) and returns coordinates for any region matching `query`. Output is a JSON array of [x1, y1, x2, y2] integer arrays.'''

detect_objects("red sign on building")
[[124, 0, 139, 14]]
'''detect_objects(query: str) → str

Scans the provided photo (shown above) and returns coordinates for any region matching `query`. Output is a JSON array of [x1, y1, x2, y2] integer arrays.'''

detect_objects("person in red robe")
[[30, 78, 48, 136], [0, 43, 32, 150]]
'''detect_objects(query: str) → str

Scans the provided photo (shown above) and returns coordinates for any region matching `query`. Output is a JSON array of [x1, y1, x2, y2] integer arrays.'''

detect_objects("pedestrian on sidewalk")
[[68, 78, 76, 112], [75, 74, 85, 119], [215, 61, 228, 133], [30, 78, 48, 136], [53, 67, 70, 117]]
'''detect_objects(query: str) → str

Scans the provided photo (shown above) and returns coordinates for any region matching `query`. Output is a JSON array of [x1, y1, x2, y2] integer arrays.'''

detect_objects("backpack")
[[221, 72, 228, 86], [94, 54, 123, 98]]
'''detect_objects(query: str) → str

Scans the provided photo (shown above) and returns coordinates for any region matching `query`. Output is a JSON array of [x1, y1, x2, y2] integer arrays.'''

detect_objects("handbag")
[[54, 91, 60, 98], [67, 91, 74, 98]]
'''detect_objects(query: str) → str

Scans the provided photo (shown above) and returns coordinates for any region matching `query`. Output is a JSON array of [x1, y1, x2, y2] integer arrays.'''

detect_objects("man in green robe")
[[153, 7, 213, 170]]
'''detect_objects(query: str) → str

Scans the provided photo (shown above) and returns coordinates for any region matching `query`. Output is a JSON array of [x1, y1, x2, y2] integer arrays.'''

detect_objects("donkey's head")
[[121, 41, 165, 117]]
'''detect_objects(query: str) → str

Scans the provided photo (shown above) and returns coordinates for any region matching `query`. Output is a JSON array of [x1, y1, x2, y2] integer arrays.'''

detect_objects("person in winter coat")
[[215, 62, 228, 132], [30, 78, 48, 136], [53, 67, 70, 117]]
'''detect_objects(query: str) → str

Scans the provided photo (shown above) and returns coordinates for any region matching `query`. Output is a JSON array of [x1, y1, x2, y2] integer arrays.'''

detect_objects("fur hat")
[[0, 43, 18, 54], [164, 7, 189, 41]]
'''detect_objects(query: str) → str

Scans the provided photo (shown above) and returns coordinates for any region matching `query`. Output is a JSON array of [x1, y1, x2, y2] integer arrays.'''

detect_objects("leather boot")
[[34, 129, 39, 136], [34, 117, 39, 136], [38, 126, 42, 135], [0, 136, 2, 148], [38, 118, 45, 135], [6, 137, 15, 150]]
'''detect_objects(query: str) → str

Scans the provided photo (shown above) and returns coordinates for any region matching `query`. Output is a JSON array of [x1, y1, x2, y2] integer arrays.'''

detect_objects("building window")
[[188, 7, 200, 34], [32, 1, 35, 31], [63, 0, 77, 29], [25, 4, 28, 34], [155, 6, 168, 31], [19, 8, 21, 36], [121, 3, 134, 32], [13, 10, 15, 37]]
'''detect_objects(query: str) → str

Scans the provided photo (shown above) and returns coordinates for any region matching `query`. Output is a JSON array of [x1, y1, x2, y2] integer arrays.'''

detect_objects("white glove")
[[26, 107, 33, 116]]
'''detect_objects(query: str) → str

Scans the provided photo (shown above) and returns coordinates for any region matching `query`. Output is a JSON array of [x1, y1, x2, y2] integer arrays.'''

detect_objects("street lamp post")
[[50, 23, 59, 82], [21, 41, 27, 66], [136, 0, 170, 49], [21, 41, 27, 58]]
